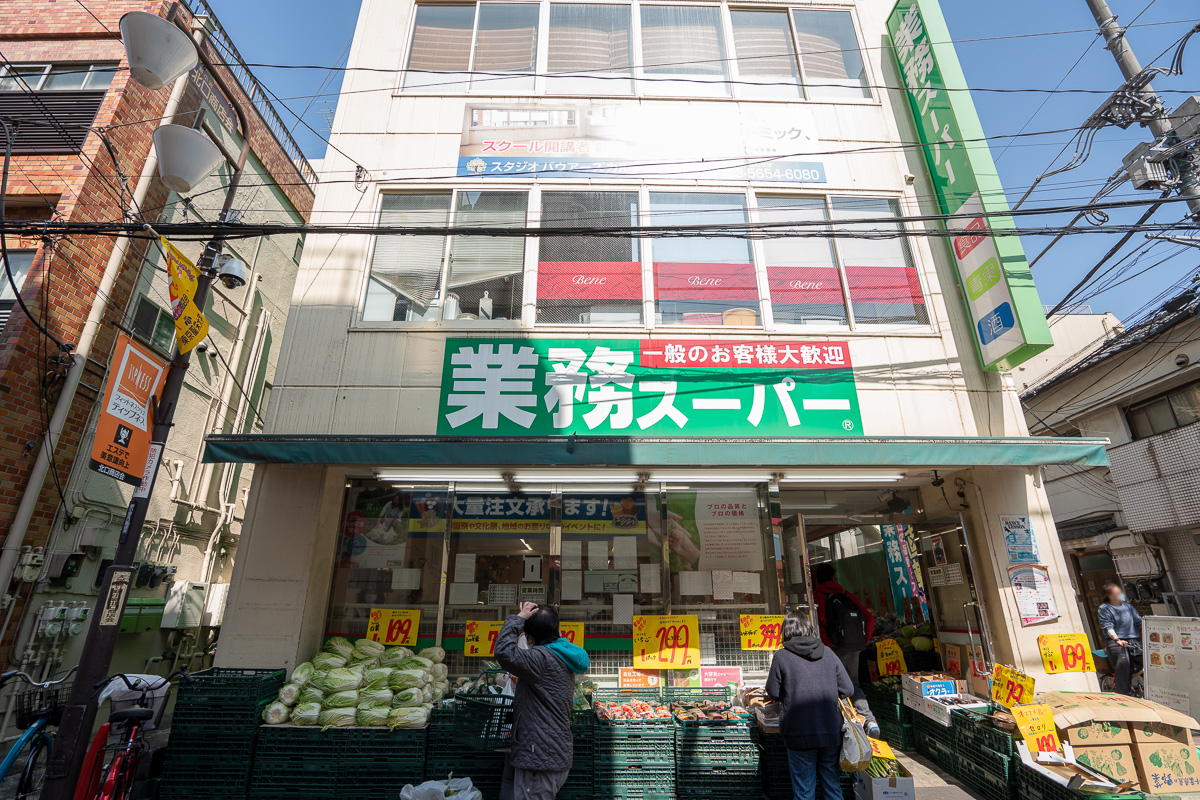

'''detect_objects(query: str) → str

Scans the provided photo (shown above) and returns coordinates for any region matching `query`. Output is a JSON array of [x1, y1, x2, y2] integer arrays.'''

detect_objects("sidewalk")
[[896, 750, 986, 800]]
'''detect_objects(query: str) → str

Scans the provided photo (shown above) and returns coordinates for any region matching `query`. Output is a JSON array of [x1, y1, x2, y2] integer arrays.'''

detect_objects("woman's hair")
[[524, 605, 561, 646], [1101, 581, 1122, 599], [781, 610, 816, 642]]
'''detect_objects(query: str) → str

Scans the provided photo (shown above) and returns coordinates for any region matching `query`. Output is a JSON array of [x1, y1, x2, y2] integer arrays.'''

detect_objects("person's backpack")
[[825, 592, 868, 650]]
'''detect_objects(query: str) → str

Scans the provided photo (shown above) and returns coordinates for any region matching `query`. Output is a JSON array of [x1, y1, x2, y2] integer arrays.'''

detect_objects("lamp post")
[[40, 9, 252, 797]]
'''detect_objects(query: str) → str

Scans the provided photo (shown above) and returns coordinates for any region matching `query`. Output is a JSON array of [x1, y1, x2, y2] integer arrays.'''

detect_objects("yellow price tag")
[[1012, 704, 1061, 754], [633, 614, 700, 670], [1037, 634, 1096, 674], [464, 620, 504, 657], [870, 738, 897, 760], [991, 664, 1036, 709], [560, 621, 584, 648], [875, 639, 908, 676], [366, 608, 421, 646], [739, 614, 784, 651]]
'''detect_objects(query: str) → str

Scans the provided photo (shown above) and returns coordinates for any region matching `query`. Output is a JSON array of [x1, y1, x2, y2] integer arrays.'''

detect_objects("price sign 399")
[[633, 614, 700, 670]]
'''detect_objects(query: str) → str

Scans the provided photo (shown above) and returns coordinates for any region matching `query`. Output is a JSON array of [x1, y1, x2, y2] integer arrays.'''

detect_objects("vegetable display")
[[673, 700, 749, 723], [595, 699, 672, 723]]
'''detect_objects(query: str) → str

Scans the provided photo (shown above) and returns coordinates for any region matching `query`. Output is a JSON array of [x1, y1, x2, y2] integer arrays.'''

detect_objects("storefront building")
[[205, 0, 1104, 691]]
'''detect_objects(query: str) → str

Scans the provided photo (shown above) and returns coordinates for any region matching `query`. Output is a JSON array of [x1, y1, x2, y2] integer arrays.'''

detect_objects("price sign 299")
[[633, 614, 700, 669]]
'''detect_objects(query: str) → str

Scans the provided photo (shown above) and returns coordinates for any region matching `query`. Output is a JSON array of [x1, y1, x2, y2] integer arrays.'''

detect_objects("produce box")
[[853, 767, 915, 800], [1074, 745, 1138, 786], [1059, 721, 1131, 747], [900, 673, 965, 712], [917, 694, 989, 727], [1130, 732, 1199, 794]]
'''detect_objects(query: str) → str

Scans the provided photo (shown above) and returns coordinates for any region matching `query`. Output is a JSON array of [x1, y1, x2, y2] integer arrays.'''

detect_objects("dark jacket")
[[1098, 601, 1142, 642], [814, 579, 875, 649], [494, 615, 590, 772], [765, 635, 853, 751]]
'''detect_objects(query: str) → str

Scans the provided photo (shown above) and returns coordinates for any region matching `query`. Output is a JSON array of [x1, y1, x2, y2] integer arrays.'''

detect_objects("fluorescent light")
[[376, 471, 503, 482], [515, 471, 641, 483], [651, 470, 773, 483], [777, 470, 905, 483]]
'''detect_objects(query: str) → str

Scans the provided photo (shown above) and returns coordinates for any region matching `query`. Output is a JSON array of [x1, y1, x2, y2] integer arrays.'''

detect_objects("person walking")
[[767, 610, 854, 800], [495, 602, 590, 800], [812, 563, 878, 736], [1099, 582, 1143, 696]]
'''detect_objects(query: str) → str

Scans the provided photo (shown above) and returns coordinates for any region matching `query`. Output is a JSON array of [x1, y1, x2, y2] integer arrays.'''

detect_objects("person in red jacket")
[[812, 562, 878, 736]]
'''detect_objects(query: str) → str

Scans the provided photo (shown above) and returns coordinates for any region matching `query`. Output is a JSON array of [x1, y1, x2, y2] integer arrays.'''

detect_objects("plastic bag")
[[839, 699, 873, 772], [401, 781, 452, 800]]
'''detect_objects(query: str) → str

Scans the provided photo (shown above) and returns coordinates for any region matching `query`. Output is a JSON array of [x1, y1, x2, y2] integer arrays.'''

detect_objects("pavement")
[[895, 750, 985, 800]]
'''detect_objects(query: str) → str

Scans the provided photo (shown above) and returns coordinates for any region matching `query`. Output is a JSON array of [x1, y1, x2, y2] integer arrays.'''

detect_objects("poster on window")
[[1000, 515, 1040, 564], [648, 489, 763, 574], [1008, 565, 1059, 626], [341, 487, 416, 569]]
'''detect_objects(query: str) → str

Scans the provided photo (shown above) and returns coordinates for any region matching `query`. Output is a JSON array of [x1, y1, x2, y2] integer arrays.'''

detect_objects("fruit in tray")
[[673, 701, 750, 722], [595, 700, 672, 722]]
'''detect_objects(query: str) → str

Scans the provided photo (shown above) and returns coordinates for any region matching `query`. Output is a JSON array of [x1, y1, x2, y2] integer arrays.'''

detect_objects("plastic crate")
[[178, 668, 287, 703], [1015, 762, 1141, 800], [665, 687, 732, 703], [954, 745, 1014, 800], [952, 708, 1016, 759], [877, 716, 916, 751], [596, 725, 675, 743], [862, 682, 902, 706], [594, 688, 662, 703], [594, 788, 671, 800], [453, 694, 514, 751]]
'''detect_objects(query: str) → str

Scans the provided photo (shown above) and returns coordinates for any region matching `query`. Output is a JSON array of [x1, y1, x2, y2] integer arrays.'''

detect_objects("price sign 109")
[[1037, 634, 1096, 674], [366, 608, 421, 647]]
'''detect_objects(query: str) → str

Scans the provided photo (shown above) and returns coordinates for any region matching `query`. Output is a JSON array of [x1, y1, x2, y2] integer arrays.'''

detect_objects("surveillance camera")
[[195, 341, 208, 353], [215, 254, 249, 290]]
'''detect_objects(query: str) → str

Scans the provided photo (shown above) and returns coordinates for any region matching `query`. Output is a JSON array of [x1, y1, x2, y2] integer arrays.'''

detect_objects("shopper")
[[767, 610, 854, 800], [1099, 581, 1143, 695], [812, 563, 878, 736], [495, 602, 590, 800]]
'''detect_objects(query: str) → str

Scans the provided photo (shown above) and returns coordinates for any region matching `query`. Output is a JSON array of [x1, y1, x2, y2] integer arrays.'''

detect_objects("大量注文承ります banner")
[[435, 338, 863, 437]]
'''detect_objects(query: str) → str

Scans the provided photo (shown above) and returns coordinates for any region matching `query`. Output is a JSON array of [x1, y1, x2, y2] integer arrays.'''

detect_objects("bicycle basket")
[[15, 684, 70, 730], [452, 694, 514, 751]]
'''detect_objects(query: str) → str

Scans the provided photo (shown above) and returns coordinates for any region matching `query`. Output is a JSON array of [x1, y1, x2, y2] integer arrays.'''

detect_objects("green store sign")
[[436, 338, 863, 438]]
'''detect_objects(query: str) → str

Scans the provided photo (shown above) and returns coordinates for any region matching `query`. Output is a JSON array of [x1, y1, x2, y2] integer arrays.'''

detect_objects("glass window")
[[445, 191, 528, 321], [0, 66, 47, 92], [537, 191, 641, 325], [0, 252, 34, 301], [830, 198, 927, 326], [82, 64, 118, 90], [640, 5, 728, 96], [758, 197, 846, 326], [473, 4, 540, 92], [649, 192, 759, 326], [404, 5, 475, 90], [730, 10, 802, 99], [1168, 386, 1200, 428], [363, 193, 451, 322], [791, 9, 870, 99], [131, 296, 176, 353], [547, 4, 633, 94]]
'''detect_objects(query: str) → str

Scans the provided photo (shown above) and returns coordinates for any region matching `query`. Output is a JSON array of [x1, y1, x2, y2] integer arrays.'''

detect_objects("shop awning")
[[202, 434, 1110, 468]]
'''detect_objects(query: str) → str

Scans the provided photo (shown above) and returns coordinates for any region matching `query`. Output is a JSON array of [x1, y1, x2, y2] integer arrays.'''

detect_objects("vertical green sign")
[[888, 0, 1052, 371]]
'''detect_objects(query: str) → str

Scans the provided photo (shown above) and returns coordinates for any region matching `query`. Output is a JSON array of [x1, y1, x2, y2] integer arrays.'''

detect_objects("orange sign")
[[1012, 704, 1061, 754], [945, 643, 963, 677], [991, 664, 1035, 709], [740, 614, 784, 651], [89, 333, 167, 487], [618, 668, 662, 689], [366, 608, 420, 646], [875, 639, 908, 676]]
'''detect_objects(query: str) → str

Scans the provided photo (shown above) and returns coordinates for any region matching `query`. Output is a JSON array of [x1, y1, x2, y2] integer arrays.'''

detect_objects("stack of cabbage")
[[262, 637, 448, 729]]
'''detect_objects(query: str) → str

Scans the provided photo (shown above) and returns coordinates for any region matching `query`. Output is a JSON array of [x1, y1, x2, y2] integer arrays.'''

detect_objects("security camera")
[[215, 253, 249, 290]]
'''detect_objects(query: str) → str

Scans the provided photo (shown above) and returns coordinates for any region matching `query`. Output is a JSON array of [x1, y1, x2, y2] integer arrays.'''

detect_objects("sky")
[[203, 0, 1200, 323]]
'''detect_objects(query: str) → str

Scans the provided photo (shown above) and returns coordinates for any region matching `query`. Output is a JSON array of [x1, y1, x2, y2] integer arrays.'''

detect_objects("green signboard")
[[888, 0, 1052, 371], [436, 338, 863, 437]]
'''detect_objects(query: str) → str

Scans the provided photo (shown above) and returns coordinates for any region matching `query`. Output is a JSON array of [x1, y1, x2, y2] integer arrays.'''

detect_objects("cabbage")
[[277, 682, 302, 707], [292, 662, 314, 685], [315, 668, 363, 693], [380, 647, 413, 667], [348, 656, 379, 671], [312, 652, 347, 671], [363, 667, 392, 688], [359, 687, 393, 708], [392, 688, 423, 708], [389, 669, 427, 690], [357, 705, 390, 727], [298, 685, 325, 705], [431, 683, 447, 702], [399, 656, 434, 671], [387, 706, 429, 730], [418, 647, 446, 664], [324, 690, 359, 708], [430, 664, 448, 681], [262, 700, 290, 725], [323, 637, 355, 659], [291, 702, 321, 726], [422, 686, 433, 703], [354, 638, 386, 660], [319, 707, 357, 730]]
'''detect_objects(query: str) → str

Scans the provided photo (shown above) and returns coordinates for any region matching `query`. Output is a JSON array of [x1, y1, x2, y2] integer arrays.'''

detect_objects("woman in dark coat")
[[766, 611, 854, 800]]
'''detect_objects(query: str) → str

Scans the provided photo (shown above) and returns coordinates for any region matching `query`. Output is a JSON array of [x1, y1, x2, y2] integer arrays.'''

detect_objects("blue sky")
[[205, 0, 1199, 321]]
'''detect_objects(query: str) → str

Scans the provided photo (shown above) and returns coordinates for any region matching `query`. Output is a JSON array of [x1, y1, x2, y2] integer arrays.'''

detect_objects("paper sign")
[[89, 333, 167, 486], [945, 643, 963, 677], [161, 237, 209, 354], [639, 563, 662, 594], [560, 621, 584, 648], [1001, 515, 1040, 564], [870, 738, 897, 760], [1012, 704, 1060, 754], [619, 668, 661, 689], [699, 666, 742, 689], [991, 664, 1035, 709], [1038, 633, 1096, 674], [366, 608, 421, 646], [464, 620, 504, 657], [633, 614, 700, 670], [613, 594, 634, 626], [739, 614, 784, 651], [876, 638, 908, 676]]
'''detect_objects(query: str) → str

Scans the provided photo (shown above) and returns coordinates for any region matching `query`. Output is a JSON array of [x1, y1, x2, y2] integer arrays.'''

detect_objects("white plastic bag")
[[400, 781, 449, 800]]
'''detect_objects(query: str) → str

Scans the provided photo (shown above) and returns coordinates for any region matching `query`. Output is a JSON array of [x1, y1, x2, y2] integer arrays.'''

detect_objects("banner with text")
[[162, 237, 209, 354], [89, 333, 167, 486]]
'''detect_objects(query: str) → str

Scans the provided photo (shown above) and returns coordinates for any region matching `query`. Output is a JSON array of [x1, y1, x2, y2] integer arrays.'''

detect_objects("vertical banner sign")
[[740, 614, 784, 651], [1038, 633, 1096, 673], [875, 639, 908, 676], [633, 614, 700, 670], [991, 664, 1035, 709], [901, 524, 929, 621], [464, 620, 504, 657], [945, 643, 963, 677], [89, 333, 167, 486], [366, 608, 421, 647], [161, 237, 209, 354], [560, 621, 585, 648], [887, 0, 1052, 371], [1012, 704, 1061, 754], [881, 524, 927, 621]]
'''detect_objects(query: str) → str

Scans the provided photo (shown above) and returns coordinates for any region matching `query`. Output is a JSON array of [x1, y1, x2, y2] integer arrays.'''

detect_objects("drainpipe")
[[0, 71, 192, 598]]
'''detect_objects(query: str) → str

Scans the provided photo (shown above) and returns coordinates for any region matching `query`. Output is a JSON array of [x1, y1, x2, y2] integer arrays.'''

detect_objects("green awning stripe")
[[202, 435, 1109, 469]]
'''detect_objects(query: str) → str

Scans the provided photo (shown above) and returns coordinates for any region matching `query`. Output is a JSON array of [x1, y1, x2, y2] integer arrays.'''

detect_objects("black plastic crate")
[[954, 746, 1015, 800], [178, 668, 286, 703], [877, 716, 916, 751], [952, 708, 1015, 759]]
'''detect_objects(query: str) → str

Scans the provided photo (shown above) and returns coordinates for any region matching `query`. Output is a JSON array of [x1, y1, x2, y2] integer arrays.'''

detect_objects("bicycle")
[[0, 666, 76, 800], [82, 668, 192, 800]]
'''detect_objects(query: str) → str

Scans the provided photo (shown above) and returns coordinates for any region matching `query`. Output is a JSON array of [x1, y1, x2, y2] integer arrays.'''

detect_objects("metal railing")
[[180, 0, 319, 191]]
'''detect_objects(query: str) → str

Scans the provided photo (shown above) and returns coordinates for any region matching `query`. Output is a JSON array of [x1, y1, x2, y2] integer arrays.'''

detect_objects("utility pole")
[[1086, 0, 1200, 220]]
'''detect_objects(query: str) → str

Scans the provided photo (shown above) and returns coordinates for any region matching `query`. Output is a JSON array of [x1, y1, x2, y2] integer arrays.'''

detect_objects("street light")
[[41, 9, 254, 798]]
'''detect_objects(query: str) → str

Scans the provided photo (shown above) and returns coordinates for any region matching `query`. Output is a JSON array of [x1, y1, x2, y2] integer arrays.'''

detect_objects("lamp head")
[[119, 11, 198, 90]]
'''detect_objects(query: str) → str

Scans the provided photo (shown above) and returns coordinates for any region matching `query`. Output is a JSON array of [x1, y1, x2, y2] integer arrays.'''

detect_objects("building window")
[[473, 4, 540, 91], [445, 191, 527, 321], [0, 251, 34, 331], [363, 193, 452, 321], [730, 9, 803, 99], [1127, 385, 1200, 439], [829, 198, 926, 326], [639, 5, 729, 96], [758, 197, 846, 326], [537, 191, 642, 325], [650, 192, 759, 326], [0, 63, 117, 92], [791, 10, 871, 99], [547, 4, 634, 95], [0, 63, 118, 153], [131, 296, 177, 354], [403, 5, 476, 90], [403, 3, 539, 92]]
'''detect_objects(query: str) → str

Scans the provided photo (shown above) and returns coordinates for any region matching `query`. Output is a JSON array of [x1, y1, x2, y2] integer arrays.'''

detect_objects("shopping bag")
[[839, 698, 873, 772]]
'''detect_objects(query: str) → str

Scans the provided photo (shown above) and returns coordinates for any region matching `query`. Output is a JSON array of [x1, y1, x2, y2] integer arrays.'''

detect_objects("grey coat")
[[494, 615, 574, 772]]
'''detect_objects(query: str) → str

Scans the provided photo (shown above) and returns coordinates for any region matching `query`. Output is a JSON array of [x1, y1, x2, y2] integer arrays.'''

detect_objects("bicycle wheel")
[[15, 734, 49, 800]]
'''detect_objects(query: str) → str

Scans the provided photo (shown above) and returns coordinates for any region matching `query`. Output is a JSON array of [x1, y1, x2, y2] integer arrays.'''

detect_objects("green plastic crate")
[[1015, 761, 1142, 800], [877, 716, 916, 751], [952, 708, 1016, 759], [953, 746, 1014, 800]]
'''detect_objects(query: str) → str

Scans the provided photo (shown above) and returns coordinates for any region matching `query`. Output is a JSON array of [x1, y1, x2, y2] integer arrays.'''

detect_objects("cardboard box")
[[1130, 721, 1194, 746], [901, 673, 966, 712], [1130, 724, 1198, 794], [853, 770, 915, 800], [1060, 720, 1131, 746], [1073, 745, 1138, 785], [1016, 742, 1124, 794], [1040, 692, 1198, 732], [918, 695, 989, 727]]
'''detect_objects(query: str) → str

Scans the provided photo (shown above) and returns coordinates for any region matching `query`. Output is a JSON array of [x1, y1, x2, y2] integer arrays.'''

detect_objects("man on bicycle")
[[1099, 581, 1143, 696]]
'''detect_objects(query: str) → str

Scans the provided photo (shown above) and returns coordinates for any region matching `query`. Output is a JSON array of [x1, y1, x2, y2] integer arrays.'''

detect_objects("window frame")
[[1126, 383, 1200, 440], [0, 63, 118, 92]]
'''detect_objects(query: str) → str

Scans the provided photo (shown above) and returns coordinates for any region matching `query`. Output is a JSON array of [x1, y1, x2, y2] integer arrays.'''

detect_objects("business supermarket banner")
[[436, 338, 862, 437], [459, 102, 827, 183]]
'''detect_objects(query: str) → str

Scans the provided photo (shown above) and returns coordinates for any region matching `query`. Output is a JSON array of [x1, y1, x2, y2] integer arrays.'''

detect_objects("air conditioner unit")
[[1112, 546, 1161, 579], [203, 583, 229, 627], [162, 581, 208, 628]]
